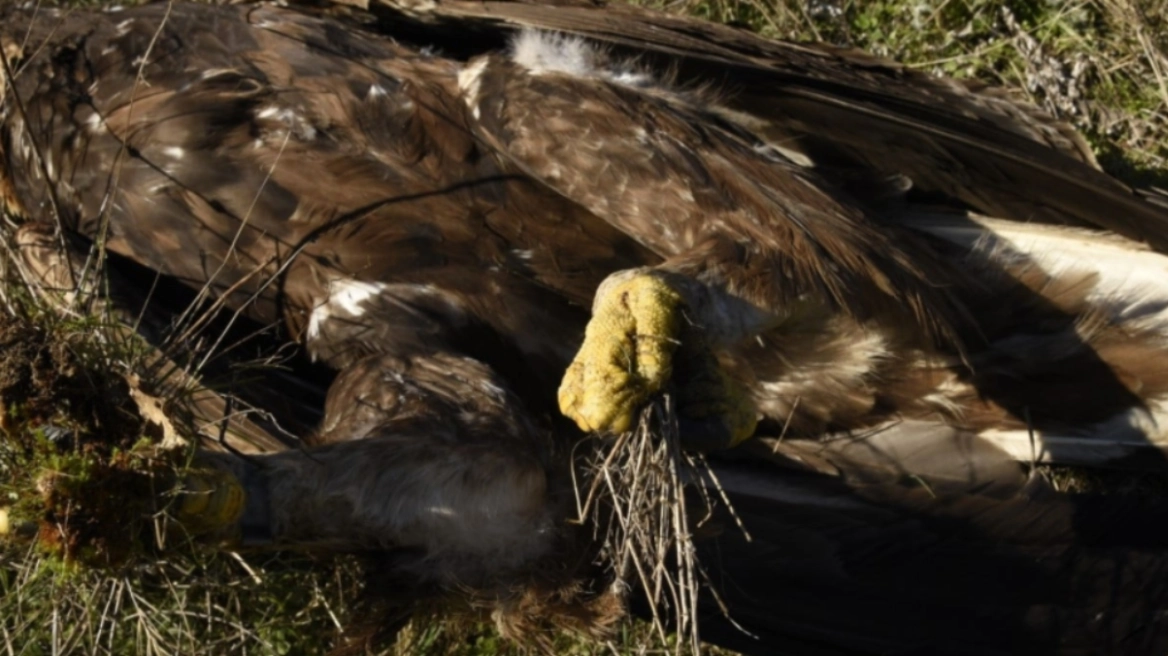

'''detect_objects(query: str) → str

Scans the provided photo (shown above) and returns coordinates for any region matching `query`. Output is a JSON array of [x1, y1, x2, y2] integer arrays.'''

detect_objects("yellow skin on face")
[[558, 271, 758, 448]]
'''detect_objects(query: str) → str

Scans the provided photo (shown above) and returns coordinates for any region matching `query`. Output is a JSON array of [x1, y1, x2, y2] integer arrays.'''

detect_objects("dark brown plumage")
[[7, 2, 1168, 654]]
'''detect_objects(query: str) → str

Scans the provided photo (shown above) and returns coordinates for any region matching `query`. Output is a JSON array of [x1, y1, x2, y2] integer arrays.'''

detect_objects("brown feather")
[[351, 0, 1168, 248], [10, 4, 1168, 655]]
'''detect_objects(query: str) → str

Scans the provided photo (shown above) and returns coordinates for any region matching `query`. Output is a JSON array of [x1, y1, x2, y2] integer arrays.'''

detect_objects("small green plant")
[[7, 0, 1168, 654], [664, 0, 1168, 186]]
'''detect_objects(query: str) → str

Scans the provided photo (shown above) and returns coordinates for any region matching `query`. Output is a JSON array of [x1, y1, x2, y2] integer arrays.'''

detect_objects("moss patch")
[[0, 315, 181, 567]]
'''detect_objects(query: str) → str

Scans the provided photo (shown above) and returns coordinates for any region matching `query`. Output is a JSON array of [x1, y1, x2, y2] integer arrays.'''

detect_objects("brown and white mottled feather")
[[355, 0, 1168, 246], [8, 3, 1168, 655], [464, 43, 963, 339]]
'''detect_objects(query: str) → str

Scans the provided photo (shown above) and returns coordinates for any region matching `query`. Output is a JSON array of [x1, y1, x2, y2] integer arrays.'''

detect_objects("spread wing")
[[461, 45, 964, 338], [349, 0, 1168, 249], [0, 2, 659, 381], [8, 5, 1168, 656]]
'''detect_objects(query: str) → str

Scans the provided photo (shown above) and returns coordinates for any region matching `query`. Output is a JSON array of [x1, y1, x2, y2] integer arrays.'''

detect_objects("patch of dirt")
[[0, 314, 179, 566], [0, 315, 142, 448]]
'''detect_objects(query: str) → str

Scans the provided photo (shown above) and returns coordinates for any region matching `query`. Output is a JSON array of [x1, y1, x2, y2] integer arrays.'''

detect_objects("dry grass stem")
[[575, 397, 746, 656]]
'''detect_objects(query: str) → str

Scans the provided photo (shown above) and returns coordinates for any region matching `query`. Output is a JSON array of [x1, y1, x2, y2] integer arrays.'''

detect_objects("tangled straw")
[[573, 396, 750, 655]]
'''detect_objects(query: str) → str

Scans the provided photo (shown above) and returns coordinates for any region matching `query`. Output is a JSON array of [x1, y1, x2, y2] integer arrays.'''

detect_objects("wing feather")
[[352, 0, 1168, 249]]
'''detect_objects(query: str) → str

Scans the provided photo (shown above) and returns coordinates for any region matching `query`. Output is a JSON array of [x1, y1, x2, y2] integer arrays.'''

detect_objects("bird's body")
[[6, 2, 1168, 654]]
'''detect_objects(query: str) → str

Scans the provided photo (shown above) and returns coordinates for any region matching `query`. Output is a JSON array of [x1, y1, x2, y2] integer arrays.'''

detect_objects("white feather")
[[509, 29, 656, 88], [307, 279, 387, 341], [510, 30, 597, 77], [908, 211, 1168, 329]]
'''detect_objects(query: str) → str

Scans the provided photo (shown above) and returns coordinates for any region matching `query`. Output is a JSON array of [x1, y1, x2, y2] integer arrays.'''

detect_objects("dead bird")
[[5, 2, 1168, 654]]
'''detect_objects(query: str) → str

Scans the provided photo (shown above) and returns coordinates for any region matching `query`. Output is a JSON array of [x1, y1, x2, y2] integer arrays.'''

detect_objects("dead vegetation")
[[0, 233, 363, 654], [574, 399, 742, 655], [0, 313, 360, 653], [3, 0, 1168, 654], [656, 0, 1168, 186]]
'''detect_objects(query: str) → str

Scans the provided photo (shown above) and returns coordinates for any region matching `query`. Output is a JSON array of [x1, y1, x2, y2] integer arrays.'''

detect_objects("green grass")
[[667, 0, 1168, 186], [1, 550, 359, 656], [6, 0, 1168, 654]]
